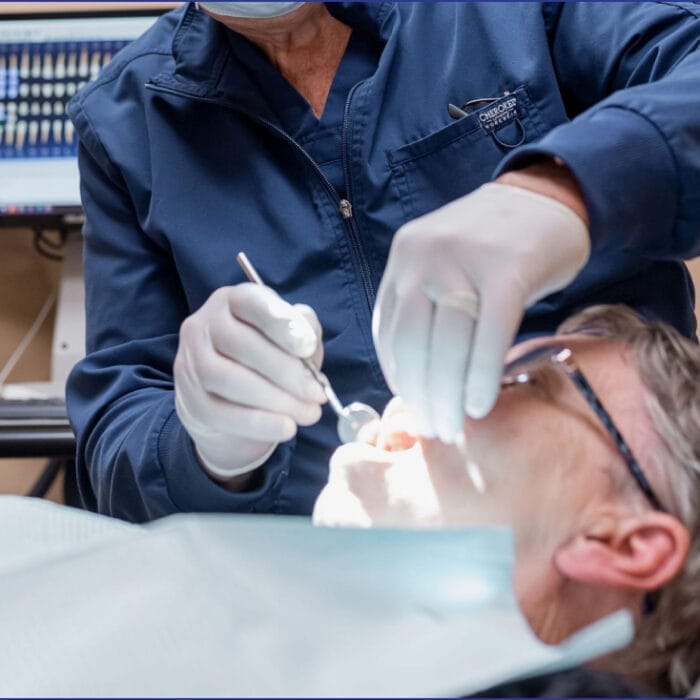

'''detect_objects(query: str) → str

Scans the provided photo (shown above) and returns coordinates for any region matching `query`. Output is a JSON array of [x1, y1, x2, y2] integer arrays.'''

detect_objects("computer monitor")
[[0, 6, 167, 228]]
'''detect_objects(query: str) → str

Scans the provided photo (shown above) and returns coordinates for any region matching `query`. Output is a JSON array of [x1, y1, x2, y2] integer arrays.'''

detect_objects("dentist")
[[67, 2, 700, 520]]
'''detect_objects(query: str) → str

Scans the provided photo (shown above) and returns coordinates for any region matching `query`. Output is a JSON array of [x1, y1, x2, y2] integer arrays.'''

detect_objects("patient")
[[313, 305, 700, 696]]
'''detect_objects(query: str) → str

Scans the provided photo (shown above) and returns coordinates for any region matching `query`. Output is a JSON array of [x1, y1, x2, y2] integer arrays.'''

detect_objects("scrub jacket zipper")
[[339, 80, 375, 308], [145, 81, 376, 312]]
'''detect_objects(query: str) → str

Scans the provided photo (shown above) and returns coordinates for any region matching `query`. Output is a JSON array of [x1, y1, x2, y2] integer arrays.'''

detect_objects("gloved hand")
[[174, 283, 326, 480], [373, 182, 590, 442]]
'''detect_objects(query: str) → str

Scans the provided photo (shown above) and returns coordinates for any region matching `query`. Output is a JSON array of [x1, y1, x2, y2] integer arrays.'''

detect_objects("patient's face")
[[314, 334, 681, 647], [314, 334, 655, 551]]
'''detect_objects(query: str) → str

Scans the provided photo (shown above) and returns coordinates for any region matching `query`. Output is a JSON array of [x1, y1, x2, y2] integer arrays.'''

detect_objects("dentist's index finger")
[[226, 283, 318, 358]]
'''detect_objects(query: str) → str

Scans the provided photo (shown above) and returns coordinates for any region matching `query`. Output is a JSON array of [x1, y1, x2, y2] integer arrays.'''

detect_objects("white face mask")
[[197, 2, 304, 19]]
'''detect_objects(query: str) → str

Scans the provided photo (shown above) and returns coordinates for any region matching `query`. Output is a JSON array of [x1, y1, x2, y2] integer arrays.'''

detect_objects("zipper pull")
[[339, 198, 353, 220]]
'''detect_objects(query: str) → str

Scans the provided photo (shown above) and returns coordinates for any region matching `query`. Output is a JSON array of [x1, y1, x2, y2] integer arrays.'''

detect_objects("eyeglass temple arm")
[[562, 362, 666, 512]]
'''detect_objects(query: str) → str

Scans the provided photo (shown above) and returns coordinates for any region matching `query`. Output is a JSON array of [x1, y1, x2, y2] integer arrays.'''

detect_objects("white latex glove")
[[174, 283, 326, 479], [373, 182, 589, 442]]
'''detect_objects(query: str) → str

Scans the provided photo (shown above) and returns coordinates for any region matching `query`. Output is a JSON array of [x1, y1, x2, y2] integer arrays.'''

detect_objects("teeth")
[[0, 47, 84, 151], [64, 120, 74, 144], [20, 51, 29, 79], [67, 52, 77, 78], [78, 48, 88, 78], [55, 52, 66, 80], [31, 53, 41, 79], [15, 120, 26, 150], [28, 120, 38, 146], [90, 51, 101, 80], [42, 52, 53, 81], [102, 52, 112, 67], [0, 58, 5, 99], [5, 121, 15, 147]]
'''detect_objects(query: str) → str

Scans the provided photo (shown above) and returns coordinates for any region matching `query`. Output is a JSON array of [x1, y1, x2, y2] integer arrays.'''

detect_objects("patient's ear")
[[554, 512, 689, 592]]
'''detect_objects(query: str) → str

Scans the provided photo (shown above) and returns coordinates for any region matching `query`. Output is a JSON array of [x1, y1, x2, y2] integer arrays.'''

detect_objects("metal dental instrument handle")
[[236, 252, 380, 443], [236, 252, 344, 414]]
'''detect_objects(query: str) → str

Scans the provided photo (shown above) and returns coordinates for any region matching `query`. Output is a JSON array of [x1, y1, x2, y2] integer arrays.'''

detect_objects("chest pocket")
[[387, 86, 549, 222]]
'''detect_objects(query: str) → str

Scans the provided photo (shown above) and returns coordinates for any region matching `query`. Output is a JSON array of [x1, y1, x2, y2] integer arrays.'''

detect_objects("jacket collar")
[[148, 2, 396, 112]]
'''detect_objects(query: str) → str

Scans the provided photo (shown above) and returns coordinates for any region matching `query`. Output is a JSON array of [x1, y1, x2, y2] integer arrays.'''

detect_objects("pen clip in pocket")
[[448, 91, 526, 149]]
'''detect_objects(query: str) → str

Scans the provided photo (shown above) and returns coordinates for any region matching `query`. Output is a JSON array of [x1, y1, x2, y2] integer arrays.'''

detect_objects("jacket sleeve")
[[495, 2, 700, 259], [67, 102, 294, 522]]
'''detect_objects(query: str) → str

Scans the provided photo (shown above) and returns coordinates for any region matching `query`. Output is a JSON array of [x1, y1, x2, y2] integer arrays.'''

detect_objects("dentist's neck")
[[204, 4, 352, 118]]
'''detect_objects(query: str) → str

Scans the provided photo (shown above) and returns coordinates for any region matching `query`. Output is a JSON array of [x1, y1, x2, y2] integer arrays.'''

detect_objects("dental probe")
[[236, 252, 380, 443]]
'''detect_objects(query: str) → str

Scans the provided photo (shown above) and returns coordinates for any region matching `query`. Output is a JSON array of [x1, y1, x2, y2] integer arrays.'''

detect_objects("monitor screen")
[[0, 10, 164, 222]]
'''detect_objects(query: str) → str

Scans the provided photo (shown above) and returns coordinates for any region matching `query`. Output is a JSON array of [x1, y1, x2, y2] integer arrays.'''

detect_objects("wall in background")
[[0, 230, 63, 501]]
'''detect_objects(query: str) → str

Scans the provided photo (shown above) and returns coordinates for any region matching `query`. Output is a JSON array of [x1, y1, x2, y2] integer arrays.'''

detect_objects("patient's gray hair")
[[558, 304, 700, 696]]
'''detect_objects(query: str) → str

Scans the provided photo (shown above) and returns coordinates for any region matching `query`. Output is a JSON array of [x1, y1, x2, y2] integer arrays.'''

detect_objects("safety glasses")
[[501, 344, 666, 513]]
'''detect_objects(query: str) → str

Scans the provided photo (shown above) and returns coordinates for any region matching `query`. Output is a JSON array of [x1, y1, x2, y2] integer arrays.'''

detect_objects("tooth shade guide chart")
[[0, 7, 166, 215], [0, 39, 126, 159]]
